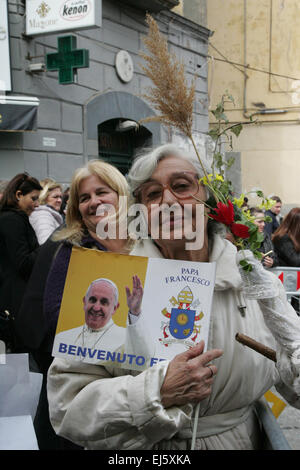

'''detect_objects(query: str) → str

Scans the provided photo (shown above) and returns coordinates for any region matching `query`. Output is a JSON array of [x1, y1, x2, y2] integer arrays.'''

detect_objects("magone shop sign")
[[26, 0, 102, 36]]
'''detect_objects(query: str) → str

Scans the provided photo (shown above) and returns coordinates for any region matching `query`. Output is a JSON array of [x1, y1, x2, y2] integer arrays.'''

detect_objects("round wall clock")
[[115, 50, 134, 83]]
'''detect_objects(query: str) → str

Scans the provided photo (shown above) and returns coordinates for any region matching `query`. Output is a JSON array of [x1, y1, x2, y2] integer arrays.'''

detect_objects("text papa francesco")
[[165, 267, 211, 285], [58, 343, 165, 367]]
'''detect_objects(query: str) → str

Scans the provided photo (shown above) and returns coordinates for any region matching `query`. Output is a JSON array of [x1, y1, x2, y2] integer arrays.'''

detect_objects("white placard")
[[0, 416, 39, 450], [142, 258, 215, 360], [0, 0, 11, 91], [43, 136, 56, 147], [26, 0, 102, 36]]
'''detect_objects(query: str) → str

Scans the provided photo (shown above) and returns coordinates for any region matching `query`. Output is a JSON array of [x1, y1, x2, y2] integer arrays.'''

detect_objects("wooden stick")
[[235, 332, 277, 362]]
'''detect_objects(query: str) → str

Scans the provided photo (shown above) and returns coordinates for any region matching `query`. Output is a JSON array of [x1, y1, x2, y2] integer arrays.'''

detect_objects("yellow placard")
[[55, 247, 148, 334]]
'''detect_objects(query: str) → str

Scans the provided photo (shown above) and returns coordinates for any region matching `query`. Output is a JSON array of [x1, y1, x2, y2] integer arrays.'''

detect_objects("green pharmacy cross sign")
[[46, 35, 89, 84]]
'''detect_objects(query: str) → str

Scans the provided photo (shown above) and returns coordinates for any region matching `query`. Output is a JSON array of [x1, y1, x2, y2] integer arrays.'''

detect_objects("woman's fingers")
[[203, 363, 218, 378], [188, 347, 223, 375], [160, 344, 223, 408], [175, 341, 205, 363], [197, 347, 224, 366]]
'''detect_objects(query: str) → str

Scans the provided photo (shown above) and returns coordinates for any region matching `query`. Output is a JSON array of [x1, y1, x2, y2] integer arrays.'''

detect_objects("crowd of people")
[[248, 197, 300, 272], [1, 148, 300, 451]]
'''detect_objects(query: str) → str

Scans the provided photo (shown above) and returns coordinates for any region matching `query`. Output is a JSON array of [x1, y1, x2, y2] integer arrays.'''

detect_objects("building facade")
[[1, 0, 211, 186], [206, 0, 300, 211], [176, 0, 300, 211]]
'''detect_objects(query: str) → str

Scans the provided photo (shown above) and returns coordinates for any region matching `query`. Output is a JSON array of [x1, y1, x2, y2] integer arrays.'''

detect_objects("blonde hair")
[[40, 178, 55, 188], [39, 181, 62, 205], [53, 159, 129, 245]]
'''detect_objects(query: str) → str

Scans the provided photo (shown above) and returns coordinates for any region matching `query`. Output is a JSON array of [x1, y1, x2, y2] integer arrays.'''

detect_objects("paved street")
[[278, 405, 300, 450]]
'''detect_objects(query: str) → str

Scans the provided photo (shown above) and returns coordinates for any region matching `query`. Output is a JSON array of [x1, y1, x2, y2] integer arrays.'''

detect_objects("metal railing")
[[257, 265, 300, 449], [254, 398, 291, 450], [271, 266, 300, 314]]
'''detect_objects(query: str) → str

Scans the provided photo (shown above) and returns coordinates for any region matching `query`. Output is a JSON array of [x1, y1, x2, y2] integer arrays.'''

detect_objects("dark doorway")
[[98, 118, 152, 175]]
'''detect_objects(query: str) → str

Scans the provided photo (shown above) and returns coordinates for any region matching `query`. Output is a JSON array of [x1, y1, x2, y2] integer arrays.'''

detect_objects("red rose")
[[209, 200, 234, 225], [209, 200, 250, 239], [231, 223, 250, 239]]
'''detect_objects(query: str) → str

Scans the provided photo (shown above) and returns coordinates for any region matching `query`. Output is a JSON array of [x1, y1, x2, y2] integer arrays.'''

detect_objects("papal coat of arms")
[[160, 286, 204, 348]]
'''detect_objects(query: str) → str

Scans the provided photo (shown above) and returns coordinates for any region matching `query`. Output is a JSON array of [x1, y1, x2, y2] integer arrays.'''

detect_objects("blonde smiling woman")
[[17, 159, 139, 450]]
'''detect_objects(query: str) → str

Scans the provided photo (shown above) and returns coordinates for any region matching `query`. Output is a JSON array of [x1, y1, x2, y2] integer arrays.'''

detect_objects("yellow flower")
[[215, 174, 224, 182], [243, 210, 255, 222], [199, 173, 223, 185], [199, 173, 213, 185], [233, 193, 245, 208], [258, 198, 276, 211]]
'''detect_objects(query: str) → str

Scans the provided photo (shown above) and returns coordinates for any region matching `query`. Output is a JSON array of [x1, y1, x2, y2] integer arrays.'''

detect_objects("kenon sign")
[[26, 0, 101, 36]]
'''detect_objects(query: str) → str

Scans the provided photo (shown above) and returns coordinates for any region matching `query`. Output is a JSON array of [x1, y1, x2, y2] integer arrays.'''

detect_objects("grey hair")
[[85, 278, 119, 306], [127, 143, 224, 240], [127, 143, 212, 200]]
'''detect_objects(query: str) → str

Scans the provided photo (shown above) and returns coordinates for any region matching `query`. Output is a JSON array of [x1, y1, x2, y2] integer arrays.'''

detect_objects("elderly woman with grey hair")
[[47, 144, 300, 450]]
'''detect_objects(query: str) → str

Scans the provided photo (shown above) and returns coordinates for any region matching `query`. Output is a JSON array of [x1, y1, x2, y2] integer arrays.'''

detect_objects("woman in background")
[[59, 187, 70, 222], [272, 207, 300, 267], [30, 180, 63, 244], [272, 207, 300, 315], [249, 207, 278, 269], [0, 173, 42, 351]]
